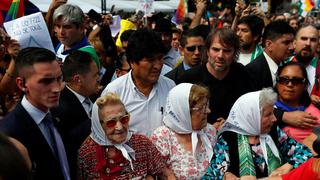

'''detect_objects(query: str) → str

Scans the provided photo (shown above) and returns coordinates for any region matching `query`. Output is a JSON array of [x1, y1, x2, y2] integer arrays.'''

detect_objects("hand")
[[311, 94, 320, 108], [241, 5, 251, 18], [195, 0, 207, 14], [240, 176, 256, 180], [269, 163, 292, 177], [7, 39, 20, 59], [213, 117, 225, 130], [48, 0, 67, 11], [223, 172, 240, 180], [283, 111, 318, 129], [235, 1, 246, 17], [251, 6, 266, 19]]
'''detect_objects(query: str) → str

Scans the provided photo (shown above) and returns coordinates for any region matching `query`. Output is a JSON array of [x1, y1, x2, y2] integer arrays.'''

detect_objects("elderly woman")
[[274, 62, 319, 142], [150, 83, 217, 179], [78, 92, 174, 179], [202, 88, 312, 179]]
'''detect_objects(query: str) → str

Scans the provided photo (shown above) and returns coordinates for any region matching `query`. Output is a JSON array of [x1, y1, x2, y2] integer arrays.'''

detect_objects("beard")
[[295, 51, 313, 65]]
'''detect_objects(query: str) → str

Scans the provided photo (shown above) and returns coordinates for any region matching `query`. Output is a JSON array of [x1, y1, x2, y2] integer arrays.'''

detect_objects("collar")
[[182, 61, 191, 70], [263, 51, 278, 75], [128, 71, 158, 97], [58, 36, 90, 55], [21, 96, 48, 125], [66, 85, 86, 104]]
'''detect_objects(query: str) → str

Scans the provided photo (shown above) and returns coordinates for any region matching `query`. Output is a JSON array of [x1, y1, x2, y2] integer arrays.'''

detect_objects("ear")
[[72, 74, 81, 83], [265, 39, 274, 52], [16, 77, 26, 92], [293, 39, 297, 49]]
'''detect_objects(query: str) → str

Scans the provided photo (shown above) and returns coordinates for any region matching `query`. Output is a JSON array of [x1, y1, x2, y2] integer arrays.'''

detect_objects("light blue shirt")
[[21, 96, 70, 180]]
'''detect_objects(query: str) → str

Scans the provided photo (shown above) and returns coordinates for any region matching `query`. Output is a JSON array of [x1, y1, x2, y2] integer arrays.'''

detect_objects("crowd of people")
[[0, 0, 320, 179]]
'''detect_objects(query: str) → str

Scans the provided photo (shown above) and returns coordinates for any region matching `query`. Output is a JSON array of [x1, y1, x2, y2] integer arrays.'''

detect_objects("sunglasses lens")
[[120, 115, 130, 124], [186, 46, 196, 52], [278, 77, 305, 85], [105, 120, 117, 128]]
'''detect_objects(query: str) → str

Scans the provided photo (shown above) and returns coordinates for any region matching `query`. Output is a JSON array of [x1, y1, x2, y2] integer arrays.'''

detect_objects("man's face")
[[236, 23, 255, 51], [131, 54, 164, 86], [54, 18, 84, 49], [183, 36, 204, 67], [171, 32, 180, 50], [294, 26, 318, 63], [207, 36, 235, 72], [267, 33, 294, 64], [79, 61, 100, 97], [22, 61, 64, 112]]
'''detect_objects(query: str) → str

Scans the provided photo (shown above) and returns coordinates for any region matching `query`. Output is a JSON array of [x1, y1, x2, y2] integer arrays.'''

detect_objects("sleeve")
[[277, 127, 312, 168], [273, 108, 286, 128], [149, 127, 171, 160], [202, 136, 230, 180]]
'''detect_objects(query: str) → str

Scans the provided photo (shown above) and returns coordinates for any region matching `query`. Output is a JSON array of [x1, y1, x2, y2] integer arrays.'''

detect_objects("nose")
[[306, 39, 311, 46], [288, 42, 294, 51], [271, 113, 277, 123], [194, 46, 201, 55], [236, 30, 241, 37], [206, 107, 211, 114], [114, 120, 124, 130], [52, 80, 64, 93]]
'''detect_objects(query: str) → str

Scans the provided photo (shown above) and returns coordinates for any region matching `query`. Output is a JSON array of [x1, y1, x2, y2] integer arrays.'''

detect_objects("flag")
[[174, 0, 187, 24], [0, 0, 39, 26], [298, 0, 315, 16]]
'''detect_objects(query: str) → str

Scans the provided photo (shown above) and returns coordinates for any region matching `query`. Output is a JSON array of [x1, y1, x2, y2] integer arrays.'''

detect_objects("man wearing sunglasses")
[[165, 28, 205, 84]]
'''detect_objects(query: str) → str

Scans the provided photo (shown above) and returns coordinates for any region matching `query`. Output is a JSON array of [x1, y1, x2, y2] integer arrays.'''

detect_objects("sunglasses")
[[101, 114, 130, 128], [186, 45, 204, 52], [277, 76, 306, 86]]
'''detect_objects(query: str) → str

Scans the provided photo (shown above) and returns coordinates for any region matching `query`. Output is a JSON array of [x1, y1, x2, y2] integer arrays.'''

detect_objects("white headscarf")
[[90, 103, 136, 170], [163, 83, 213, 161], [219, 91, 280, 166]]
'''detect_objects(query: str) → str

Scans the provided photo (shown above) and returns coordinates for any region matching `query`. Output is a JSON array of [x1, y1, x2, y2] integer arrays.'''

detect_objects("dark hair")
[[276, 61, 311, 106], [126, 28, 166, 64], [120, 30, 135, 42], [15, 47, 56, 77], [115, 53, 129, 69], [204, 28, 240, 62], [238, 15, 265, 42], [0, 133, 31, 180], [62, 51, 94, 82], [262, 20, 295, 46], [179, 28, 204, 48]]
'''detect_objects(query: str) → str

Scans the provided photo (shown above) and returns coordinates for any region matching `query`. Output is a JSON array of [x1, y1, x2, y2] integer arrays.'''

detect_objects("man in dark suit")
[[51, 50, 100, 179], [246, 20, 295, 90], [0, 47, 70, 180], [165, 28, 205, 84]]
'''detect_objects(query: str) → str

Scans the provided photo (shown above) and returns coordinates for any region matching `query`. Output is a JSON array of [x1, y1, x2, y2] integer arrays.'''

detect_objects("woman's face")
[[276, 65, 307, 106], [260, 104, 277, 134], [100, 104, 129, 144], [190, 98, 210, 130]]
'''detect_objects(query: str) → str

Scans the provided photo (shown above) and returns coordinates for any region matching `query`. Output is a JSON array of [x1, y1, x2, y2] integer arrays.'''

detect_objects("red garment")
[[78, 134, 166, 179], [282, 158, 320, 180]]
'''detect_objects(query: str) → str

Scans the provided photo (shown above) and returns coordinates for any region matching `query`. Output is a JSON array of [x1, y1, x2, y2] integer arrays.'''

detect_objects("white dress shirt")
[[102, 71, 175, 137], [263, 52, 279, 86]]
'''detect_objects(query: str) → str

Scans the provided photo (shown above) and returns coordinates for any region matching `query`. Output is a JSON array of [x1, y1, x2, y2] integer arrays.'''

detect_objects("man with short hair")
[[51, 50, 100, 179], [165, 28, 205, 83], [0, 47, 69, 180], [246, 20, 295, 90], [102, 28, 175, 136], [236, 15, 264, 65], [53, 4, 100, 68], [178, 28, 254, 124]]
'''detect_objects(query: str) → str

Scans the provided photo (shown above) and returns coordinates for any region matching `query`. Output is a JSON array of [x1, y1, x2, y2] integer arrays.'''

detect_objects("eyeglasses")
[[101, 114, 130, 128], [277, 76, 306, 86], [186, 45, 204, 52], [191, 102, 209, 113]]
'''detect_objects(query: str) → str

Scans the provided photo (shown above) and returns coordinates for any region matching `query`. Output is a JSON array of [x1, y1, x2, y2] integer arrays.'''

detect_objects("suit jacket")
[[246, 54, 274, 91], [165, 63, 186, 84], [51, 87, 91, 179], [0, 103, 64, 180]]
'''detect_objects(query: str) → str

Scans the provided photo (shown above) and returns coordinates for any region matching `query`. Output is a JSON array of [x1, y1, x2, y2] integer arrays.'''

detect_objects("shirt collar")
[[60, 36, 90, 55], [66, 85, 86, 104], [182, 61, 191, 70], [263, 51, 278, 75], [21, 96, 48, 125], [128, 70, 158, 96]]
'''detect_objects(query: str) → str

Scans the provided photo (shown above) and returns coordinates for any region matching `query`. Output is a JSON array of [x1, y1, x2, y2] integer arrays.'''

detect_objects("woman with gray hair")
[[203, 88, 312, 179]]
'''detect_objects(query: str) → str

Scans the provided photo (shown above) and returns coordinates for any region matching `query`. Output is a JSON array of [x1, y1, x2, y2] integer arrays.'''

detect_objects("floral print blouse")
[[202, 127, 312, 180], [150, 124, 217, 179]]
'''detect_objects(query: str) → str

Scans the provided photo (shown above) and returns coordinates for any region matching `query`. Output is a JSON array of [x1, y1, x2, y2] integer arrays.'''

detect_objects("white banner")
[[4, 12, 55, 52], [137, 0, 154, 15]]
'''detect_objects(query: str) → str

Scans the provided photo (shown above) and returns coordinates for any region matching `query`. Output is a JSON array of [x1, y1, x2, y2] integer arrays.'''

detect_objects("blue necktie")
[[43, 113, 59, 159]]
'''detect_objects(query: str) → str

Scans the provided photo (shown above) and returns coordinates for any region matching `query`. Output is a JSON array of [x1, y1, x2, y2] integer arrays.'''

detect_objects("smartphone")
[[87, 9, 102, 23]]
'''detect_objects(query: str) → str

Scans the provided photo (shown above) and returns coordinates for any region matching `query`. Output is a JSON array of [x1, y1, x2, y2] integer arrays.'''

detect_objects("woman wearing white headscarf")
[[150, 83, 217, 179], [202, 88, 312, 180], [78, 92, 174, 179]]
